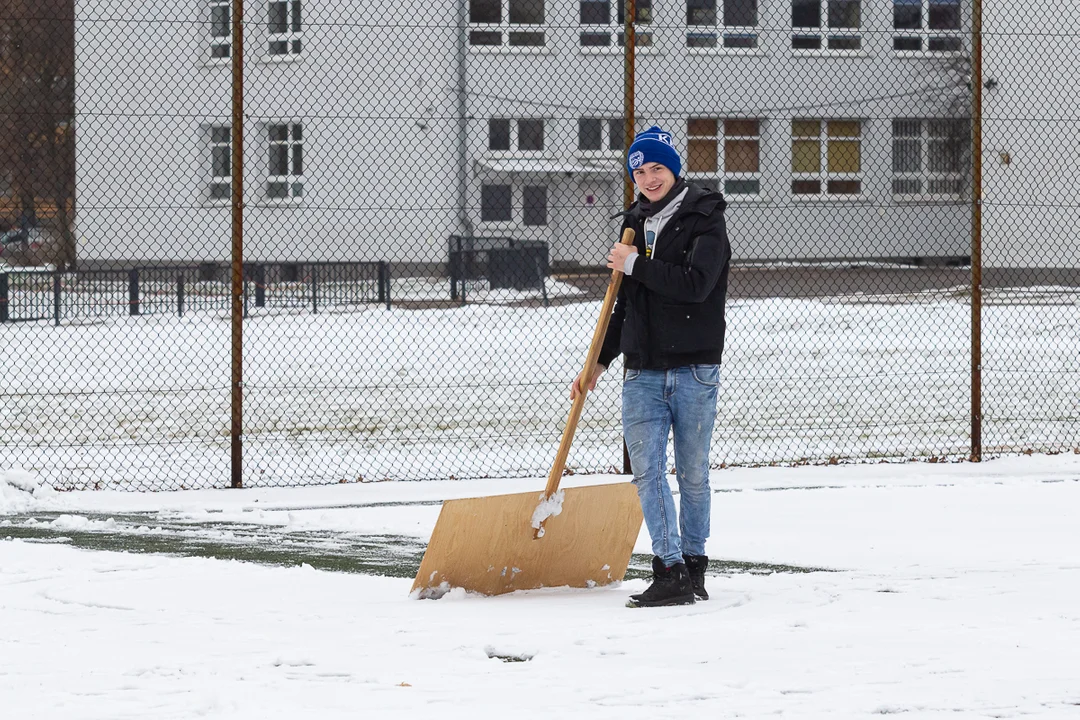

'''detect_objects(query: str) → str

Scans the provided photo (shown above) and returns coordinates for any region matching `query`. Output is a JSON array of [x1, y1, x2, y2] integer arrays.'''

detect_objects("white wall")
[[74, 0, 462, 265], [983, 1, 1080, 268]]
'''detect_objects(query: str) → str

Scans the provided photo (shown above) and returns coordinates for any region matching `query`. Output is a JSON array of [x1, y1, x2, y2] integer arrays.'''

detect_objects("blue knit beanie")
[[626, 126, 681, 178]]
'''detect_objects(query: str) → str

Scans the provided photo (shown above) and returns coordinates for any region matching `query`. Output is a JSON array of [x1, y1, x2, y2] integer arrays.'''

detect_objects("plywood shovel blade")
[[411, 482, 643, 597], [413, 228, 642, 598]]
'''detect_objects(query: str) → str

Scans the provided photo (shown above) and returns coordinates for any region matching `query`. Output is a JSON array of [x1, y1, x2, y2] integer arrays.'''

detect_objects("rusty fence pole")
[[970, 0, 983, 462], [621, 0, 636, 475], [230, 0, 245, 488]]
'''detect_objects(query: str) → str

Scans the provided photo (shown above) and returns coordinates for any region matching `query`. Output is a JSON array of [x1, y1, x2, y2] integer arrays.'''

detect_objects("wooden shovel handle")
[[541, 227, 636, 499]]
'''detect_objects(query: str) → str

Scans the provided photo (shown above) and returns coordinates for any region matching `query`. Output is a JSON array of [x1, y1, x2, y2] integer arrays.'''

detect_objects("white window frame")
[[892, 118, 969, 201], [208, 124, 232, 204], [579, 0, 654, 52], [686, 117, 763, 198], [892, 0, 964, 55], [267, 0, 302, 59], [487, 118, 546, 156], [266, 122, 304, 203], [478, 182, 549, 227], [209, 0, 231, 62], [576, 117, 625, 157], [686, 0, 761, 53], [469, 0, 547, 50], [791, 0, 863, 53], [791, 119, 863, 198]]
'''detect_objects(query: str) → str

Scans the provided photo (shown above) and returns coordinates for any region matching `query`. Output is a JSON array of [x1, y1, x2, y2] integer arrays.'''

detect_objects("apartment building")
[[73, 0, 983, 268]]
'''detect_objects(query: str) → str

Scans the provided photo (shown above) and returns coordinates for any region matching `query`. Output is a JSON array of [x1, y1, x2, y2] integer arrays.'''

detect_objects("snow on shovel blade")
[[411, 482, 642, 598]]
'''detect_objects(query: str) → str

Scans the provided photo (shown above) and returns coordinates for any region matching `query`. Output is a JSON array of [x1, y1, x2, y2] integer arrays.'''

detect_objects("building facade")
[[982, 1, 1080, 269], [73, 0, 981, 269]]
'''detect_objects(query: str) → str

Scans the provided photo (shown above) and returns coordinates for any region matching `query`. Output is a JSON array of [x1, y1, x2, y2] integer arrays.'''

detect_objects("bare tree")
[[0, 0, 75, 269]]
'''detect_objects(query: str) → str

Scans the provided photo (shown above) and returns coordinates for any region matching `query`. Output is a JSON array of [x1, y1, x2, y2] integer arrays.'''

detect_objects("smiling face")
[[632, 162, 677, 202]]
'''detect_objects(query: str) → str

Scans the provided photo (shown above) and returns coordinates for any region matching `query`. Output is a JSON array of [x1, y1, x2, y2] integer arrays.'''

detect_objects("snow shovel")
[[412, 228, 644, 598]]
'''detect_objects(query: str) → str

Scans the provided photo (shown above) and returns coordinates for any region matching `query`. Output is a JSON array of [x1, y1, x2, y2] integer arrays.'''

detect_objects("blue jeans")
[[622, 365, 719, 567]]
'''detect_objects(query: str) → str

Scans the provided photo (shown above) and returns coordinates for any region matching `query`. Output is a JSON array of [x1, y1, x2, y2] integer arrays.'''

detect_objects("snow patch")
[[0, 468, 58, 514], [530, 490, 565, 536], [50, 515, 118, 532], [483, 645, 535, 662], [411, 581, 469, 601]]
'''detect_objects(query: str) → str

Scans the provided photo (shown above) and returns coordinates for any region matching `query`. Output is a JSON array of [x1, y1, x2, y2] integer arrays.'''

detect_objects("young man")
[[572, 126, 731, 607]]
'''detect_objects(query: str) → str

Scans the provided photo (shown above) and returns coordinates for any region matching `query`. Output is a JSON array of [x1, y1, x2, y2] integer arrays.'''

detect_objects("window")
[[518, 119, 543, 151], [578, 118, 624, 152], [687, 118, 761, 195], [210, 0, 231, 59], [893, 0, 962, 52], [268, 1, 302, 56], [579, 0, 653, 48], [489, 119, 511, 151], [469, 0, 545, 47], [791, 119, 861, 196], [481, 184, 513, 222], [479, 184, 549, 225], [267, 123, 303, 200], [209, 125, 231, 200], [687, 0, 759, 49], [892, 119, 968, 197], [523, 186, 547, 226], [792, 0, 861, 51], [487, 119, 545, 152]]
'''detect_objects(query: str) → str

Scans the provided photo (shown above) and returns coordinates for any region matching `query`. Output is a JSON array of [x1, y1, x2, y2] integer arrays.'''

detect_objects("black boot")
[[628, 556, 695, 608], [683, 554, 709, 601]]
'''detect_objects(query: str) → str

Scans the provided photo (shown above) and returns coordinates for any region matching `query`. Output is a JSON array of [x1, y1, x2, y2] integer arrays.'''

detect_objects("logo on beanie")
[[628, 151, 645, 169], [655, 132, 672, 146]]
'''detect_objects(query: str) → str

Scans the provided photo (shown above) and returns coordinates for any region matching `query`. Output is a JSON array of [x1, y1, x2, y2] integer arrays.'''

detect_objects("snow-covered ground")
[[2, 454, 1079, 718], [3, 286, 1078, 490]]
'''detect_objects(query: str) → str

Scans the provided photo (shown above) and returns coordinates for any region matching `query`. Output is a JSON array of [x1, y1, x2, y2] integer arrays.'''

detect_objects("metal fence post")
[[177, 271, 184, 318], [0, 273, 8, 323], [450, 235, 460, 301], [378, 260, 392, 310], [254, 264, 265, 308], [970, 0, 984, 462], [383, 262, 391, 310], [128, 268, 140, 316], [377, 260, 385, 305], [53, 272, 62, 326], [229, 0, 246, 489], [311, 265, 319, 314]]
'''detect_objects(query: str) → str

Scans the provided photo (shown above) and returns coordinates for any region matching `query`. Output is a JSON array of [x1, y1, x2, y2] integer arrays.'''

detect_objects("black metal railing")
[[0, 261, 390, 325]]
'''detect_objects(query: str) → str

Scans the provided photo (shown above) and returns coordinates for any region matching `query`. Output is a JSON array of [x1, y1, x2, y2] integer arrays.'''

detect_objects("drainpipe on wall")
[[623, 0, 636, 212], [457, 0, 474, 238]]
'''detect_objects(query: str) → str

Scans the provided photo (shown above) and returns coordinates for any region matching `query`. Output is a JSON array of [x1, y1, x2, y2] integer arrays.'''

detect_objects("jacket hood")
[[614, 180, 727, 221]]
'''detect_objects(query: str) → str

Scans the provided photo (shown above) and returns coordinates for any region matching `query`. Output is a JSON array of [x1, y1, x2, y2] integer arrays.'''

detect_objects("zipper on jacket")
[[685, 236, 699, 271]]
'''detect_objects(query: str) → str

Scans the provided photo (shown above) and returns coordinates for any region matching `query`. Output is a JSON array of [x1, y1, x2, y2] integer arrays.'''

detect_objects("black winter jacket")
[[598, 182, 731, 370]]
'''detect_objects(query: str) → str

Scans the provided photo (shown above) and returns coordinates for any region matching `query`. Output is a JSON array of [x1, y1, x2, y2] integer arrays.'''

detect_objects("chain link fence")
[[1, 0, 1077, 490]]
